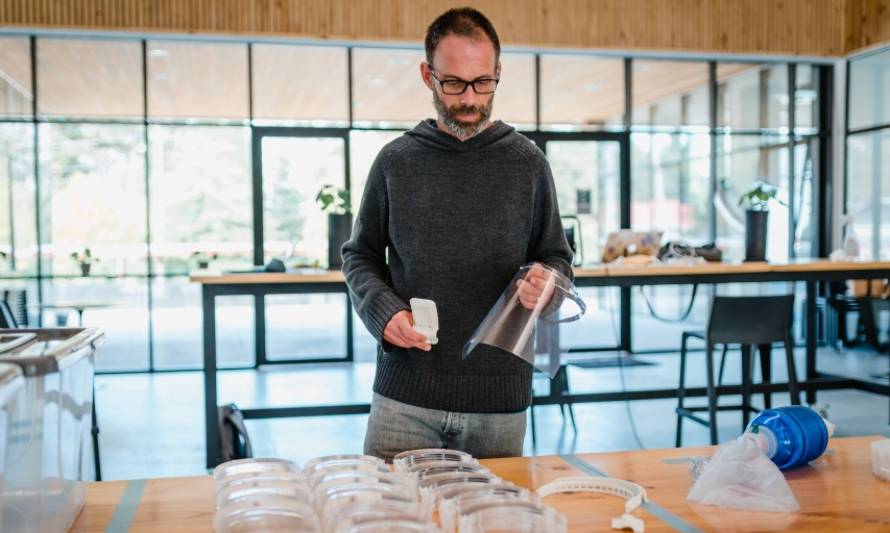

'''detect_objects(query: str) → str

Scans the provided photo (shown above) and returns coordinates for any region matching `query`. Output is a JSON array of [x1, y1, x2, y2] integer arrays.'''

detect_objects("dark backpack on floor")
[[218, 403, 253, 462]]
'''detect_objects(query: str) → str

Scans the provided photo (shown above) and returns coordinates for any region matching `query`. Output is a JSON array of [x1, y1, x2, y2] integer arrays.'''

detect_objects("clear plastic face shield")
[[462, 263, 586, 378]]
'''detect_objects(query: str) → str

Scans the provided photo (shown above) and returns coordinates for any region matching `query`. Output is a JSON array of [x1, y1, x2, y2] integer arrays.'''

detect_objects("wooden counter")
[[73, 436, 890, 532]]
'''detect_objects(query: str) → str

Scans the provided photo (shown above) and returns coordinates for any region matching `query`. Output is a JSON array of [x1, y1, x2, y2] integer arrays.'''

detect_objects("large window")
[[251, 44, 348, 126], [352, 48, 428, 127], [633, 60, 709, 128], [38, 123, 147, 276], [0, 31, 833, 369], [540, 55, 624, 131], [37, 38, 143, 119], [847, 47, 890, 261], [147, 40, 249, 121], [0, 123, 36, 275], [148, 125, 252, 275], [0, 37, 32, 117]]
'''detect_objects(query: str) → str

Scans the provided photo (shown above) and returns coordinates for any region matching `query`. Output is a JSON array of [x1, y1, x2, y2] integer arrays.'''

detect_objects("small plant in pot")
[[191, 251, 219, 270], [316, 184, 352, 270], [738, 181, 785, 262], [70, 247, 97, 276]]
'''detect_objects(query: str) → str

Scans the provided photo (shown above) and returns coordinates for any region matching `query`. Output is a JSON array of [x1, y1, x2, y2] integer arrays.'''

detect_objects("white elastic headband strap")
[[537, 476, 649, 533]]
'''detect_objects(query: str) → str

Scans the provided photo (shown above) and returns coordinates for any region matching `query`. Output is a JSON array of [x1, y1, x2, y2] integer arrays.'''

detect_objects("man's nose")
[[459, 87, 483, 106]]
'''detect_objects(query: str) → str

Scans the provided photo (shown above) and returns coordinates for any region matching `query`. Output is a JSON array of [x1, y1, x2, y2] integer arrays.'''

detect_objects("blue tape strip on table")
[[560, 454, 703, 533]]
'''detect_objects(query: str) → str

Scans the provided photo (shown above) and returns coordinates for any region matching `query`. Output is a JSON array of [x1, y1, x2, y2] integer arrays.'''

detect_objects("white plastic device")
[[872, 438, 890, 481], [537, 476, 648, 533], [409, 298, 439, 345]]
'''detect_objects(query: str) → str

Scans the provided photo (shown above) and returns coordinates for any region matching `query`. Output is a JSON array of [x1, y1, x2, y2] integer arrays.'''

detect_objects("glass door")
[[252, 127, 352, 364], [525, 132, 629, 353]]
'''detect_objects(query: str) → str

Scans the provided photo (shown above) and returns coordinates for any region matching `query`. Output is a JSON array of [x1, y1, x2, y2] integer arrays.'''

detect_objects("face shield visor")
[[463, 263, 586, 378]]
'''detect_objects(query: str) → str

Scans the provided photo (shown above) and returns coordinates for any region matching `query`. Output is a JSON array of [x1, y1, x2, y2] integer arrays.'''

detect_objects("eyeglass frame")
[[427, 66, 500, 95]]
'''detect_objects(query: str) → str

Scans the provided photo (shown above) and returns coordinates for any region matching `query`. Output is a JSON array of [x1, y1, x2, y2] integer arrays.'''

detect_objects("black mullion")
[[535, 54, 541, 129], [347, 47, 354, 127], [817, 65, 833, 257], [30, 36, 43, 326], [708, 61, 718, 243], [788, 63, 797, 258], [848, 122, 890, 135], [843, 59, 851, 224], [620, 57, 632, 352], [251, 130, 264, 267], [247, 42, 254, 122], [143, 39, 155, 371]]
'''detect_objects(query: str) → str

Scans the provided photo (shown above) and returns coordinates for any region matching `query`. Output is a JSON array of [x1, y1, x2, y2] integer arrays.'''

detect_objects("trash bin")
[[0, 327, 103, 533]]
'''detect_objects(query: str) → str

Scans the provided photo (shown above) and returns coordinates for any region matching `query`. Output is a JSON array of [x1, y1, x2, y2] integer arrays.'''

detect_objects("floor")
[[95, 343, 890, 480]]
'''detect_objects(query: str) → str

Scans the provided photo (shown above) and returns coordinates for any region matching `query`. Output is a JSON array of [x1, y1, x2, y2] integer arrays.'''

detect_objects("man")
[[342, 7, 572, 461]]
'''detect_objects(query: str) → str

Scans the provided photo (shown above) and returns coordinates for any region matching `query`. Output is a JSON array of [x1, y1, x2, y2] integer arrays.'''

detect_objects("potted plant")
[[70, 247, 97, 276], [738, 181, 785, 262], [191, 251, 219, 270], [316, 184, 352, 270]]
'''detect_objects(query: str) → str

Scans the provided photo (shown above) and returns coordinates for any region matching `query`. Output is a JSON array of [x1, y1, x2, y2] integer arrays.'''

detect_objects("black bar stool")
[[676, 294, 801, 446]]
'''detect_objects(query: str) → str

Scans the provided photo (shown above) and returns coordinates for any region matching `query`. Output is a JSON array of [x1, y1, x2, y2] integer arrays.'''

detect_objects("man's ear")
[[420, 62, 434, 90], [496, 60, 501, 78]]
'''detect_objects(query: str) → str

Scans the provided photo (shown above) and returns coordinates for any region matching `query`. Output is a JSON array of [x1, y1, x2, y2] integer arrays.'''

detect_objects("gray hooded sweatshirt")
[[342, 119, 573, 413]]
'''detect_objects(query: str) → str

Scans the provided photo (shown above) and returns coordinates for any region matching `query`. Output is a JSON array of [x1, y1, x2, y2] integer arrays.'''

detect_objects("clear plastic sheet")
[[463, 263, 585, 378]]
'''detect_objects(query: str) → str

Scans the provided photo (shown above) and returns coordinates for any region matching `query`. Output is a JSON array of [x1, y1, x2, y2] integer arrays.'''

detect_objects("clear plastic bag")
[[687, 434, 800, 512]]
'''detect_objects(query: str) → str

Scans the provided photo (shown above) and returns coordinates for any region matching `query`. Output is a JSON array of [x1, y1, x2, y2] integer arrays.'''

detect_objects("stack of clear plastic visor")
[[212, 458, 319, 532], [307, 454, 439, 532], [463, 263, 586, 378], [458, 500, 567, 533], [437, 484, 539, 533], [396, 448, 524, 528]]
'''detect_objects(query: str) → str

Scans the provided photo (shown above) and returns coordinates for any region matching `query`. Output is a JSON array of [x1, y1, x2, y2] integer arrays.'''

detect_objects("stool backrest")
[[0, 300, 18, 328], [707, 294, 794, 345]]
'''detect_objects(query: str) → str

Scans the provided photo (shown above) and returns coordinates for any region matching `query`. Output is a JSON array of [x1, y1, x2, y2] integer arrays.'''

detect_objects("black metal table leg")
[[806, 280, 817, 405], [203, 285, 220, 469], [91, 385, 101, 481]]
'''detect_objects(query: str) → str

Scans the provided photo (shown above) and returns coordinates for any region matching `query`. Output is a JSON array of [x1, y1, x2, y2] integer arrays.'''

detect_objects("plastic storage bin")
[[0, 359, 25, 530], [0, 327, 102, 533]]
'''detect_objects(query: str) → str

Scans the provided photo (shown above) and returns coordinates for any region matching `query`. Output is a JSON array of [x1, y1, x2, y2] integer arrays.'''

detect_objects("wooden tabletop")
[[190, 259, 890, 285], [71, 436, 890, 532]]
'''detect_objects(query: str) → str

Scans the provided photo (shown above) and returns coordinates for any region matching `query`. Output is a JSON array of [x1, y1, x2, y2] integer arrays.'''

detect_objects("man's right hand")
[[383, 310, 432, 351]]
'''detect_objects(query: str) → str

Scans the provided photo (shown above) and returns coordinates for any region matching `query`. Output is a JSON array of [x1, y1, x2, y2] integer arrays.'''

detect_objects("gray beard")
[[432, 91, 493, 140]]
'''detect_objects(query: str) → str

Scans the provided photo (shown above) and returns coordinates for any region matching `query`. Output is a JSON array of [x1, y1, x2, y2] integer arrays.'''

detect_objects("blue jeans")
[[363, 393, 527, 461]]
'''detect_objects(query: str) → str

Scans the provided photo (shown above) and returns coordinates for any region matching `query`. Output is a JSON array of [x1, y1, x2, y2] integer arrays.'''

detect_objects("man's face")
[[421, 34, 499, 139]]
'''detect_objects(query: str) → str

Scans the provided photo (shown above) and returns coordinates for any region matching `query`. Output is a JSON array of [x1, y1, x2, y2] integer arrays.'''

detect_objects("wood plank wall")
[[846, 0, 890, 54], [0, 0, 884, 57]]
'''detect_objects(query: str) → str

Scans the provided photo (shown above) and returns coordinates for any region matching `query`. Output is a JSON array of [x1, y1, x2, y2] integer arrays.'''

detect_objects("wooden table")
[[192, 259, 890, 468], [71, 436, 890, 532]]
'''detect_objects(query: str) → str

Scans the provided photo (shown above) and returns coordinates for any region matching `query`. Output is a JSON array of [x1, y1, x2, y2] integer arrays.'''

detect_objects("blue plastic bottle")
[[745, 406, 831, 470]]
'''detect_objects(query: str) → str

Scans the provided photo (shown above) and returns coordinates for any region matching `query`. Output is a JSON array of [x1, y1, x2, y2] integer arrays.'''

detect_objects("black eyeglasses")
[[429, 69, 500, 95]]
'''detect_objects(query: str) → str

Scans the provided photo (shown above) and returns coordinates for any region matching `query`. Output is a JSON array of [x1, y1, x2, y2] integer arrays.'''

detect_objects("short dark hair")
[[424, 7, 501, 67]]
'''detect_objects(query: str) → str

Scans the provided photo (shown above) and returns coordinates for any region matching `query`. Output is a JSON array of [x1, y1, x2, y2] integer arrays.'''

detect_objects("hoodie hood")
[[404, 119, 516, 153]]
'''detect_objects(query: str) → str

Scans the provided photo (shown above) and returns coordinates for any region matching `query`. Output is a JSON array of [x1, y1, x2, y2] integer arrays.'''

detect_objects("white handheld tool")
[[410, 298, 439, 345]]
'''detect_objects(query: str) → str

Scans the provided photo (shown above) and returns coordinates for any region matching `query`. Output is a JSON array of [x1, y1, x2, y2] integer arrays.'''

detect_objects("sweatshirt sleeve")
[[341, 151, 409, 345], [527, 155, 575, 281]]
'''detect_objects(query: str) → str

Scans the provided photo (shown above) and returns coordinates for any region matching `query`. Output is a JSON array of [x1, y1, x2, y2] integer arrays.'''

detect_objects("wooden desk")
[[72, 436, 890, 532], [192, 259, 890, 468]]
